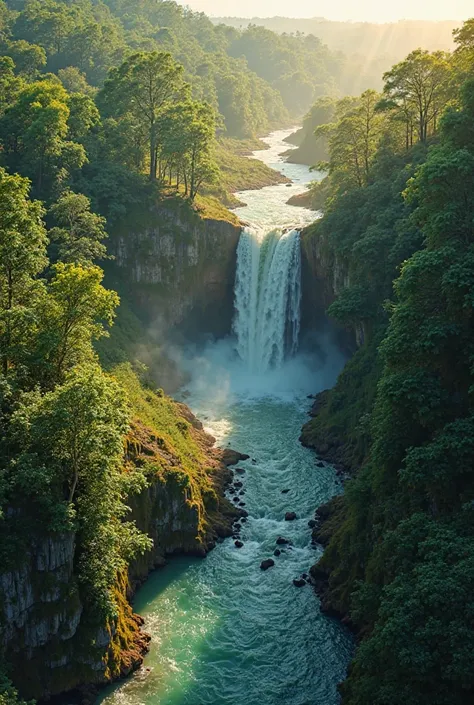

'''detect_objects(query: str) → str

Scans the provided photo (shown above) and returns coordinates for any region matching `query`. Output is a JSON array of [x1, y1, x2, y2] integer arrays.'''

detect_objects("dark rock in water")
[[233, 497, 240, 503], [239, 502, 246, 507], [228, 488, 236, 494], [316, 461, 325, 468], [276, 536, 291, 545], [274, 549, 281, 557], [281, 489, 290, 494], [239, 490, 245, 496], [285, 512, 297, 521], [302, 573, 309, 580], [235, 467, 246, 474], [240, 516, 248, 522], [234, 481, 243, 488], [260, 559, 275, 570], [251, 458, 257, 464], [234, 540, 244, 548], [222, 449, 250, 466], [308, 519, 317, 528], [234, 523, 242, 531], [293, 578, 306, 588]]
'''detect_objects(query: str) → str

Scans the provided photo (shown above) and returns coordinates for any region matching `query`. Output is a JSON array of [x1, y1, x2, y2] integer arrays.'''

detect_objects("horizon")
[[176, 0, 472, 23]]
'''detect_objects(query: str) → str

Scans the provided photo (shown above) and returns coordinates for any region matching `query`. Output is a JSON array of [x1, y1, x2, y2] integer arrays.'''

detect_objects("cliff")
[[0, 367, 241, 702], [110, 202, 242, 341], [300, 225, 364, 346]]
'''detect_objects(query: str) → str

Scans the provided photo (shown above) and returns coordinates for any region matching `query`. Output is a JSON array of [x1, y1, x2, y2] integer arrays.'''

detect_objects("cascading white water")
[[233, 227, 302, 372]]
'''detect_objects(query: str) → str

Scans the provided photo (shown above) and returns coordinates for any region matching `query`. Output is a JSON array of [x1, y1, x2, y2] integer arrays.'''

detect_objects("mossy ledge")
[[0, 365, 243, 702]]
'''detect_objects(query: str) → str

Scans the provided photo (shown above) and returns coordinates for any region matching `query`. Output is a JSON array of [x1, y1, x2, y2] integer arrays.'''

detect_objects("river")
[[97, 129, 353, 705]]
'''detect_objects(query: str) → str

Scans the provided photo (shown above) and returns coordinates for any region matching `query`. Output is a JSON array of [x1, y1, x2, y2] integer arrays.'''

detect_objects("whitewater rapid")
[[97, 129, 352, 705]]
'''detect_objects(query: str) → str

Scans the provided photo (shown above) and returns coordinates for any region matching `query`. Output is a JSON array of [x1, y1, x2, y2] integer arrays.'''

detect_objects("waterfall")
[[233, 227, 302, 372]]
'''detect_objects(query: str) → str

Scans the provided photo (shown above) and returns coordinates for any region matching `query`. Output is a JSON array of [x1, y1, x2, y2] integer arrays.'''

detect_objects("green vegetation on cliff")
[[302, 18, 474, 705]]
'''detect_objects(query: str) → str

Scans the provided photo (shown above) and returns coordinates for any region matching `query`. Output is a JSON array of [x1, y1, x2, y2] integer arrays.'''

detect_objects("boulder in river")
[[308, 519, 317, 528], [239, 502, 246, 507], [293, 578, 306, 588], [234, 540, 244, 548], [260, 559, 275, 571], [240, 516, 248, 522], [239, 490, 245, 496], [233, 497, 240, 503], [316, 461, 325, 468], [276, 536, 291, 545], [281, 489, 290, 494], [274, 549, 281, 557], [234, 481, 243, 488], [285, 512, 297, 521], [235, 468, 246, 474]]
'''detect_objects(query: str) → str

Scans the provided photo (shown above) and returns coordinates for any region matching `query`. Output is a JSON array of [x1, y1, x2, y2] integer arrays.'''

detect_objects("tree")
[[32, 263, 119, 386], [49, 190, 109, 265], [3, 39, 46, 77], [158, 100, 218, 199], [0, 168, 47, 375], [99, 51, 187, 179], [382, 49, 452, 143], [326, 90, 384, 191], [0, 80, 87, 195]]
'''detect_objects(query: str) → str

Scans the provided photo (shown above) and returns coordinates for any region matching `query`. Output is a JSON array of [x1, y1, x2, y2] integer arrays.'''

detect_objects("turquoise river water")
[[97, 130, 353, 705]]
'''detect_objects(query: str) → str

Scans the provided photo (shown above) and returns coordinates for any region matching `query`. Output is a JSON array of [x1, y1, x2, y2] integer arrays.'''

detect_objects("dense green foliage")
[[302, 19, 474, 704], [0, 167, 151, 618]]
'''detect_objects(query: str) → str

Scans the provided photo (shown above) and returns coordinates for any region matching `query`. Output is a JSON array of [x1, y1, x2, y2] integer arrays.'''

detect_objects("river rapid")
[[97, 129, 353, 705]]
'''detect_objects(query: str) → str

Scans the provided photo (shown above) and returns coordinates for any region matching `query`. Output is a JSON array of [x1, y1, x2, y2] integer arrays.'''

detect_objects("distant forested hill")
[[212, 17, 459, 93]]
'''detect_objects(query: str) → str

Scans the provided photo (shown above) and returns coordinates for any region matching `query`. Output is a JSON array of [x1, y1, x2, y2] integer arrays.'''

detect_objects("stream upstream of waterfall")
[[97, 129, 353, 705]]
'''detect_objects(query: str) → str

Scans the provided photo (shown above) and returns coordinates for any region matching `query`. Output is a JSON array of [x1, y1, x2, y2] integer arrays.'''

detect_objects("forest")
[[301, 17, 474, 705], [1, 0, 474, 703]]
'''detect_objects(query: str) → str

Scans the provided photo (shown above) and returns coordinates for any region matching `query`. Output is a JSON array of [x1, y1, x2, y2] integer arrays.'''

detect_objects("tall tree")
[[382, 49, 452, 143], [99, 51, 187, 179]]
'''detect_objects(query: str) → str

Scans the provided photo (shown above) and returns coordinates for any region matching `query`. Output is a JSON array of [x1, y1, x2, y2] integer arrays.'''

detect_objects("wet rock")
[[251, 459, 257, 464], [234, 540, 244, 548], [308, 519, 317, 528], [234, 481, 243, 489], [233, 497, 240, 503], [316, 461, 325, 468], [276, 536, 291, 545], [239, 502, 246, 507], [281, 489, 290, 494], [302, 573, 309, 580], [293, 578, 306, 588], [228, 488, 236, 494], [222, 449, 250, 466], [285, 512, 297, 521], [235, 468, 246, 474], [260, 559, 275, 571], [240, 516, 248, 522], [274, 549, 281, 557], [234, 523, 242, 531], [239, 490, 245, 496], [239, 510, 249, 518]]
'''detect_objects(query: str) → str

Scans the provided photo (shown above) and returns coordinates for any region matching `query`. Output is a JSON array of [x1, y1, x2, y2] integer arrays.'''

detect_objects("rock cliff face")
[[0, 400, 238, 701], [300, 227, 365, 346], [112, 207, 242, 340]]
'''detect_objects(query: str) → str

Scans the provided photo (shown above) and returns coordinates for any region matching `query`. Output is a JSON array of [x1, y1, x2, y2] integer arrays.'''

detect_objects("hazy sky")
[[176, 0, 472, 22]]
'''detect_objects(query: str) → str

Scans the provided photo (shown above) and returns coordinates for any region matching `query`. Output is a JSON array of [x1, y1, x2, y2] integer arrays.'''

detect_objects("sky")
[[176, 0, 473, 22]]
